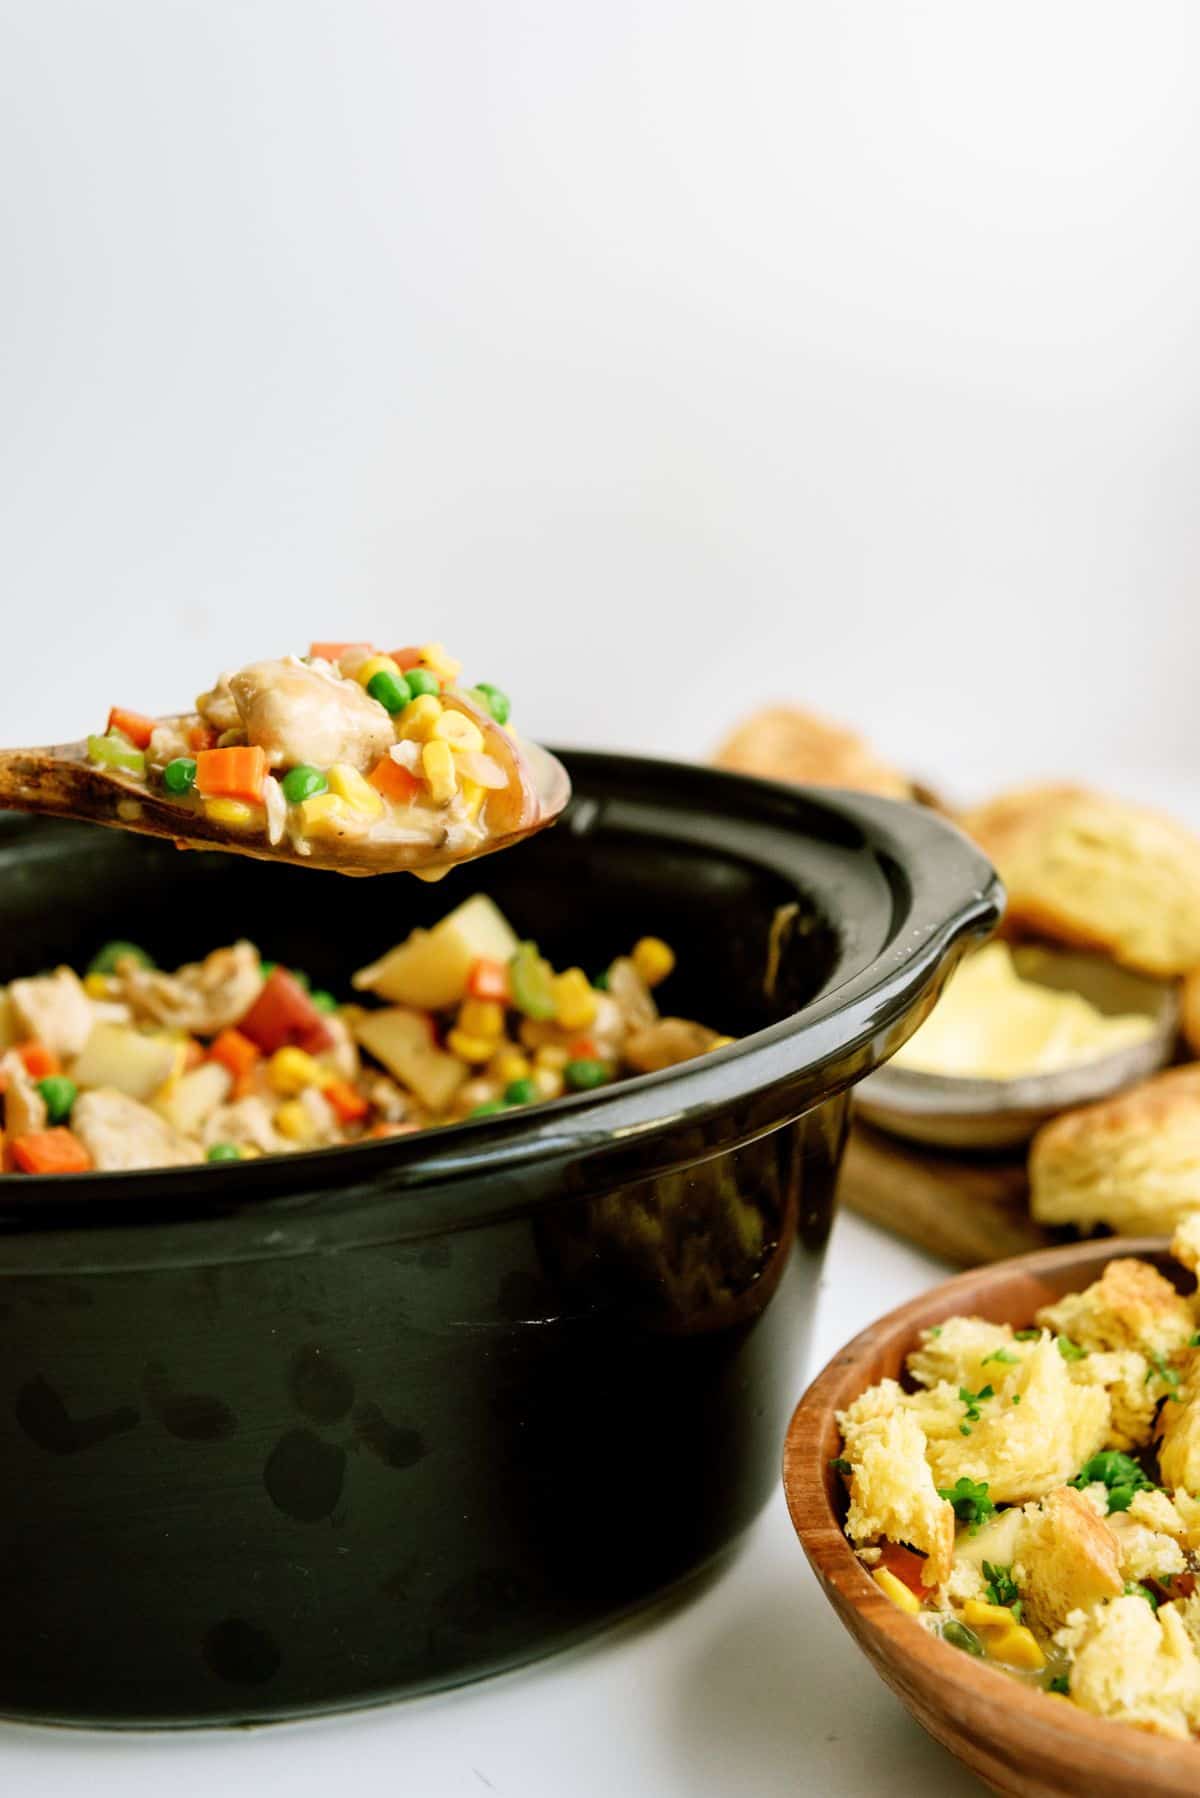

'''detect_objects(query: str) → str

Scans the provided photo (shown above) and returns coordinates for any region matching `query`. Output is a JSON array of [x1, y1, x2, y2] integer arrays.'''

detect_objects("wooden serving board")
[[839, 1115, 1055, 1268]]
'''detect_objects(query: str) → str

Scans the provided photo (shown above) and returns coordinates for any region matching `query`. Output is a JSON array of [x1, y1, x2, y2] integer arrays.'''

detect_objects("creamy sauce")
[[893, 942, 1156, 1079]]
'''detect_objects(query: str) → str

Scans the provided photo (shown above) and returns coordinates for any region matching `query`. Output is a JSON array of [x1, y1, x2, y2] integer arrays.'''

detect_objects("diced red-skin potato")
[[237, 968, 333, 1056]]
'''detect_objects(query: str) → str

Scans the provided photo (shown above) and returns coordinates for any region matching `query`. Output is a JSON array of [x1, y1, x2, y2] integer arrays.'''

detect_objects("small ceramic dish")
[[782, 1235, 1199, 1798], [855, 945, 1179, 1150]]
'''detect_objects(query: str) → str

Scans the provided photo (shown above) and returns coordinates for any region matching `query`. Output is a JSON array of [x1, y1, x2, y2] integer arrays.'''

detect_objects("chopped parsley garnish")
[[828, 1457, 852, 1477], [938, 1477, 996, 1530], [959, 1383, 995, 1424], [928, 1326, 943, 1338], [1145, 1351, 1182, 1399], [1011, 1394, 1022, 1405], [1014, 1329, 1041, 1342], [1189, 1333, 1200, 1349], [1070, 1450, 1155, 1514], [1125, 1581, 1159, 1612], [981, 1348, 1019, 1368], [1056, 1336, 1086, 1362], [1047, 1672, 1070, 1695], [983, 1561, 1021, 1617]]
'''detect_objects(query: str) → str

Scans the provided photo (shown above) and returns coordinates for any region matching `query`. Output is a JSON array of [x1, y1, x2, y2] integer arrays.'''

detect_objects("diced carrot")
[[106, 707, 156, 750], [875, 1543, 933, 1600], [194, 746, 267, 806], [238, 968, 332, 1055], [322, 1076, 370, 1124], [182, 1038, 206, 1071], [209, 1028, 260, 1080], [567, 1037, 596, 1061], [367, 756, 421, 803], [466, 958, 511, 1004], [389, 646, 423, 671], [17, 1041, 60, 1079], [187, 722, 219, 753], [309, 641, 363, 662], [368, 1121, 420, 1139], [11, 1128, 92, 1175]]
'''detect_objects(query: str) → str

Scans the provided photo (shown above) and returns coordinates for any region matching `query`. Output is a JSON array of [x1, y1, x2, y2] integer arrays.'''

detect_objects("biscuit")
[[1029, 1068, 1200, 1237], [961, 784, 1200, 977], [1035, 1256, 1196, 1361], [1157, 1356, 1200, 1493], [1055, 1596, 1200, 1739], [1013, 1487, 1123, 1634], [906, 1317, 1033, 1394], [712, 707, 913, 799], [1183, 968, 1200, 1057], [837, 1408, 955, 1586]]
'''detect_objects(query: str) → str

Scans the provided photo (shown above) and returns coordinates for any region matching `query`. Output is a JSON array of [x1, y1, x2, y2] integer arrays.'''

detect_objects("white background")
[[2, 1, 1199, 802], [2, 4, 1198, 1792]]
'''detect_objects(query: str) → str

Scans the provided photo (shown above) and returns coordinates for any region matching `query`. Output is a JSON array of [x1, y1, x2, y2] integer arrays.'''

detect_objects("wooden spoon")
[[0, 700, 570, 877]]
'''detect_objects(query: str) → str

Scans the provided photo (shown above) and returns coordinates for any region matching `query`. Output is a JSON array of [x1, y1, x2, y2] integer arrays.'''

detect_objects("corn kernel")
[[534, 1043, 570, 1071], [989, 1625, 1045, 1672], [84, 971, 114, 999], [490, 1047, 531, 1085], [418, 641, 462, 681], [204, 797, 259, 829], [274, 1100, 317, 1143], [326, 761, 385, 819], [632, 936, 675, 988], [459, 998, 504, 1040], [398, 694, 444, 741], [552, 968, 598, 1033], [432, 710, 485, 754], [532, 1066, 564, 1100], [873, 1568, 921, 1615], [458, 778, 487, 822], [355, 653, 402, 689], [446, 1027, 495, 1065], [268, 1046, 326, 1095], [297, 792, 365, 839], [422, 738, 457, 804]]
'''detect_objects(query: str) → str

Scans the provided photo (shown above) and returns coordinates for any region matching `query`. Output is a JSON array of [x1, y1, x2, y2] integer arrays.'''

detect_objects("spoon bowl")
[[0, 727, 570, 876]]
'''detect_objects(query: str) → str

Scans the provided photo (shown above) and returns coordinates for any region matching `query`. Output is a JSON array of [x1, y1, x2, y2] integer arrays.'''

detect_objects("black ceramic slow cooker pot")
[[0, 752, 1001, 1724]]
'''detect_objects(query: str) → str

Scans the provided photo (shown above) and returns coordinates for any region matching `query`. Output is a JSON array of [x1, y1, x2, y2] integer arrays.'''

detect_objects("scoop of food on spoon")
[[0, 641, 570, 877]]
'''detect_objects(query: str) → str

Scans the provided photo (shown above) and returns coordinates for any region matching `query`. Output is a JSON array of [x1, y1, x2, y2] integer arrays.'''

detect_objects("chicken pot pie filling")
[[89, 642, 527, 859], [835, 1225, 1200, 1740], [0, 895, 731, 1175]]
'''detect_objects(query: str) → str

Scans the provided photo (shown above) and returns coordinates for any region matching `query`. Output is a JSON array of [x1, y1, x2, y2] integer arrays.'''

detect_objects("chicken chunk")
[[0, 1052, 48, 1137], [9, 967, 95, 1060], [114, 941, 263, 1035], [227, 657, 394, 774], [72, 1089, 204, 1171], [623, 1018, 722, 1074], [202, 1097, 286, 1156]]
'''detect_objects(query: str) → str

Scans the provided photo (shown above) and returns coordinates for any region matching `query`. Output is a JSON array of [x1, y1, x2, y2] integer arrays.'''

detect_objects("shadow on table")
[[665, 1563, 990, 1797]]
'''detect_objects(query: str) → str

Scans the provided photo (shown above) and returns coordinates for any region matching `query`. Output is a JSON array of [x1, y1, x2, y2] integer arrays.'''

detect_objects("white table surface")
[[0, 1209, 988, 1798]]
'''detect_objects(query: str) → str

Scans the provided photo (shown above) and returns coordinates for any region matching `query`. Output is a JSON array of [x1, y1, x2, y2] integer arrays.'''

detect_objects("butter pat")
[[893, 943, 1156, 1080]]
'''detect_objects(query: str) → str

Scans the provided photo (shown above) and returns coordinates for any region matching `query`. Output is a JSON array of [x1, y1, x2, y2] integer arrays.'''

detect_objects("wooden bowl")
[[856, 946, 1179, 1150], [782, 1236, 1200, 1798]]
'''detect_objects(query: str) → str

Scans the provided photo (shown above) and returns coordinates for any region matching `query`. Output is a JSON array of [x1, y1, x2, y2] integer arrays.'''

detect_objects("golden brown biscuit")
[[1055, 1596, 1200, 1739], [962, 783, 1200, 977], [712, 707, 913, 800], [1029, 1066, 1200, 1237], [1182, 967, 1200, 1057], [1013, 1486, 1123, 1634]]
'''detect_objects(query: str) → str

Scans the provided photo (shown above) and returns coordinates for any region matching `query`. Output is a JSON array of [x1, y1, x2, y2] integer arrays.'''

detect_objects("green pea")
[[564, 1059, 612, 1092], [941, 1621, 985, 1658], [474, 682, 511, 726], [366, 670, 412, 715], [311, 989, 338, 1013], [469, 1100, 507, 1118], [281, 765, 328, 805], [503, 1077, 539, 1106], [162, 756, 198, 796], [406, 668, 441, 699], [88, 940, 156, 976], [207, 1142, 242, 1162], [37, 1076, 77, 1124]]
